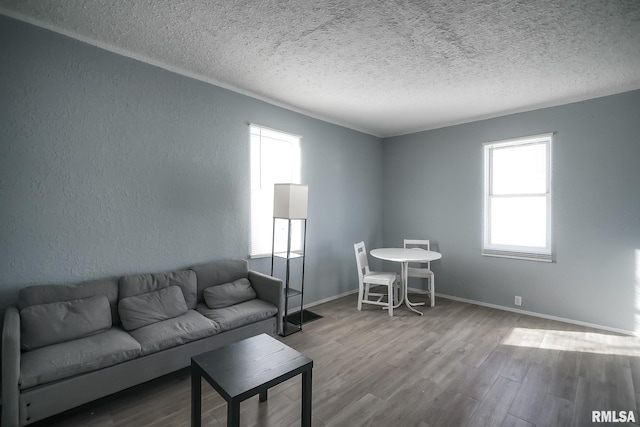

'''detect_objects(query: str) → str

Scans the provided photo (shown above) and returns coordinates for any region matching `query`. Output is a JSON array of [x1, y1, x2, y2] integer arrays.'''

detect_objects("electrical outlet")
[[514, 296, 522, 306]]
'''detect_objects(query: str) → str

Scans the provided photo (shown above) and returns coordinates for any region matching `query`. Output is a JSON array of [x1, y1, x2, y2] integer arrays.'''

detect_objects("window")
[[250, 124, 301, 257], [483, 133, 553, 261]]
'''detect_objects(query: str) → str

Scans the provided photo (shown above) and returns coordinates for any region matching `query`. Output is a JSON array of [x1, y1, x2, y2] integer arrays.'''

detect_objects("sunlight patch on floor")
[[503, 327, 640, 356]]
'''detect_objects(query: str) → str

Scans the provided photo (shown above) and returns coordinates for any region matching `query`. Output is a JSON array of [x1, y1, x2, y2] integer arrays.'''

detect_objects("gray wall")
[[382, 90, 640, 333], [0, 16, 383, 321]]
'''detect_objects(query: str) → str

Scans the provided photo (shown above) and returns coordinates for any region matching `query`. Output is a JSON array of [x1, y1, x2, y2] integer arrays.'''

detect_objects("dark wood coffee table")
[[191, 333, 313, 427]]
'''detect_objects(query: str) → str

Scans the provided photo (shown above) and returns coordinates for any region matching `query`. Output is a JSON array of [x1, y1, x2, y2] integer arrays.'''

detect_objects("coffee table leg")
[[227, 400, 240, 427], [191, 367, 201, 427], [302, 369, 312, 427], [260, 388, 268, 402]]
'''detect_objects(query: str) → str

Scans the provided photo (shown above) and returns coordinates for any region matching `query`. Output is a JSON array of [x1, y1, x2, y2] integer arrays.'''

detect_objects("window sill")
[[250, 253, 272, 259], [481, 251, 553, 263]]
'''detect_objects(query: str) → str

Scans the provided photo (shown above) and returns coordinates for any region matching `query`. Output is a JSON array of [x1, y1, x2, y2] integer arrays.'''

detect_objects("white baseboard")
[[433, 291, 637, 337], [300, 289, 358, 312]]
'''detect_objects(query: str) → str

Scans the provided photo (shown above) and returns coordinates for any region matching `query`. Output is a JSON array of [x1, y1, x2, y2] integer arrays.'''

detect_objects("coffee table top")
[[191, 333, 313, 401]]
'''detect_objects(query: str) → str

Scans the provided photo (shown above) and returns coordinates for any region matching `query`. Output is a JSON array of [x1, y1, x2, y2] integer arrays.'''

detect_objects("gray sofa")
[[1, 259, 283, 427]]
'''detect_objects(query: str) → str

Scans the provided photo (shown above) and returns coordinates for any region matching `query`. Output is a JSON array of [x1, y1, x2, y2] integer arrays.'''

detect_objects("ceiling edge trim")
[[387, 85, 640, 138]]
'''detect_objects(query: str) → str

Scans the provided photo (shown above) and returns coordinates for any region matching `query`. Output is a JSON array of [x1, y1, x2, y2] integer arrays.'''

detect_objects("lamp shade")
[[273, 184, 308, 219]]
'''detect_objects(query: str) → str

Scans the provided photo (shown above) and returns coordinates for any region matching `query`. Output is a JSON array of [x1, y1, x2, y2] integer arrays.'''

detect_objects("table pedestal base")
[[398, 262, 424, 315]]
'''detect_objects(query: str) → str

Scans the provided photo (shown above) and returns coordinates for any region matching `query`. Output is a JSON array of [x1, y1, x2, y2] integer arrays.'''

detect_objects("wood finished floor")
[[33, 294, 640, 427]]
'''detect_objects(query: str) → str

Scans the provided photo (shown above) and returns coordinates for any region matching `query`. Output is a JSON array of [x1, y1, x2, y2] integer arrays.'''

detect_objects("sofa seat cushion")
[[20, 327, 141, 390], [128, 310, 219, 356], [196, 299, 278, 332]]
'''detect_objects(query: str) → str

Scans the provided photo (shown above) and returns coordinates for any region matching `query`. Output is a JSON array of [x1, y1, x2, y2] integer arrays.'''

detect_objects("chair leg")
[[430, 275, 435, 307], [388, 282, 393, 316], [394, 280, 399, 305], [357, 283, 364, 311]]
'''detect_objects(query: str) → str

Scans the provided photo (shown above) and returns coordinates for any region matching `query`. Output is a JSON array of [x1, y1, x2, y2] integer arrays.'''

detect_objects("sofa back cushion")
[[118, 286, 188, 331], [18, 278, 120, 325], [190, 259, 249, 303], [203, 278, 257, 309], [119, 270, 197, 309], [20, 295, 112, 351]]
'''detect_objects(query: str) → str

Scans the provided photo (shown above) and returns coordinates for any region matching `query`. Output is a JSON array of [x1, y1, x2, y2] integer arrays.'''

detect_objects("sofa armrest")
[[2, 307, 21, 427], [248, 270, 283, 334]]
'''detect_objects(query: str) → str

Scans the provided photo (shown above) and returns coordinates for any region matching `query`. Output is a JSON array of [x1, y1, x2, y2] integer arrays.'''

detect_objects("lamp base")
[[287, 310, 322, 326]]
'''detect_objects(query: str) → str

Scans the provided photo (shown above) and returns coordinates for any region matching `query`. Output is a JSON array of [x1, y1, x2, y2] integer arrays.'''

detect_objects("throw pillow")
[[203, 278, 257, 309], [118, 285, 188, 331], [119, 270, 197, 309]]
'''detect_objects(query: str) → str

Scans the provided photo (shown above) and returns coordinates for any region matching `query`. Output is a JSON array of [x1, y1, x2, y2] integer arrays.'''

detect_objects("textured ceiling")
[[1, 0, 640, 137]]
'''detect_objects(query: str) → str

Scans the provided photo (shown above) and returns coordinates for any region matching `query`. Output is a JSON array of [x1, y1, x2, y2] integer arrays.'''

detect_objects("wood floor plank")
[[369, 375, 446, 426], [465, 376, 520, 427], [325, 393, 384, 426], [458, 338, 501, 369], [458, 350, 508, 401], [423, 388, 479, 427], [605, 361, 639, 415], [507, 363, 553, 423], [578, 351, 607, 384], [534, 394, 573, 427], [630, 356, 640, 378], [382, 330, 442, 369], [368, 364, 419, 401], [547, 349, 580, 402], [500, 414, 534, 427], [572, 376, 607, 427], [30, 294, 640, 427], [497, 348, 531, 384]]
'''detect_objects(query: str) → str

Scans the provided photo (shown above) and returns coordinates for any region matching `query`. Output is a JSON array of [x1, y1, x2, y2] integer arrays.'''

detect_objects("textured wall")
[[0, 16, 383, 322], [382, 90, 640, 333]]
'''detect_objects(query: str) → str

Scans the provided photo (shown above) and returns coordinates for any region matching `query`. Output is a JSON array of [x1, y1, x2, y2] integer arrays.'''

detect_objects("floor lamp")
[[271, 184, 321, 335]]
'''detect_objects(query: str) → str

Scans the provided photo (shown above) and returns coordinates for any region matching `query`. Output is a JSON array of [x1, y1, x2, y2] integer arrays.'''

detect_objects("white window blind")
[[250, 124, 301, 257], [483, 133, 553, 262]]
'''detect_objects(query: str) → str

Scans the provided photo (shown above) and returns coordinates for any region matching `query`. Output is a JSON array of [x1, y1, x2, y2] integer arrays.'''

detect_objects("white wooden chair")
[[354, 241, 399, 316], [404, 239, 435, 307]]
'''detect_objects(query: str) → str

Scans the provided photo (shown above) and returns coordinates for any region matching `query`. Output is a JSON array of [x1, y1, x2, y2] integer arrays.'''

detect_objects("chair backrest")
[[404, 239, 431, 270], [354, 241, 371, 282]]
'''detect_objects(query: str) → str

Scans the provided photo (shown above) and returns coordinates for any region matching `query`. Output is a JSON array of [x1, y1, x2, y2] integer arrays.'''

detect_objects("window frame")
[[482, 133, 554, 262], [249, 124, 302, 258]]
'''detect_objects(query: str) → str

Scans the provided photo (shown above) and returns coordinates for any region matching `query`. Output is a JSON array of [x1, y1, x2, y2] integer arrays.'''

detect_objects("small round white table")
[[370, 248, 442, 315]]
